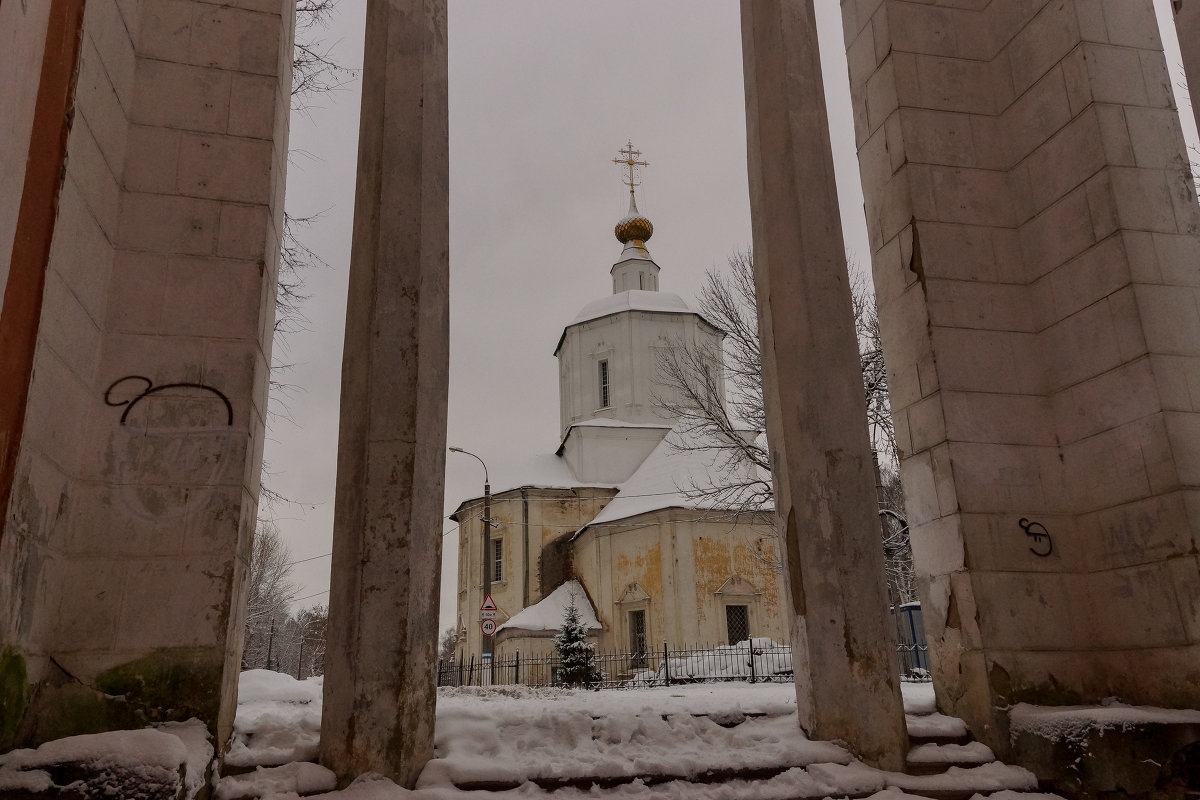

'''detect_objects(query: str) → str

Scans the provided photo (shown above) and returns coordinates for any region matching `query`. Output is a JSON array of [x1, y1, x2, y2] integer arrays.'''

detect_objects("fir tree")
[[554, 595, 603, 688]]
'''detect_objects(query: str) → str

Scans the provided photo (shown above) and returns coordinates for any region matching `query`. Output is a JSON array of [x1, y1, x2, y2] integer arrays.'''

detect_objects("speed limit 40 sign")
[[480, 619, 497, 636]]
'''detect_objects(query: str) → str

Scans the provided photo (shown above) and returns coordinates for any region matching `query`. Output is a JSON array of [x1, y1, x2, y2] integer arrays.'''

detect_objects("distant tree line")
[[242, 521, 329, 678]]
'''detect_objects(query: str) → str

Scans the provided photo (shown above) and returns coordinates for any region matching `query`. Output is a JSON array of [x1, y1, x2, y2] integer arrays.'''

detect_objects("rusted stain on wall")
[[0, 0, 87, 540]]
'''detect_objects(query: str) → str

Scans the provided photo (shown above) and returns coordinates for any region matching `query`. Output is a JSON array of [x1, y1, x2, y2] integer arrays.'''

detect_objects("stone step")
[[211, 762, 336, 799], [445, 759, 1045, 800], [906, 712, 971, 746], [905, 741, 997, 776]]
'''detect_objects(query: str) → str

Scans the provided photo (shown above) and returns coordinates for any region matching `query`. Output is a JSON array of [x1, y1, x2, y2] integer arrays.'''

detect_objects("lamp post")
[[449, 446, 492, 655]]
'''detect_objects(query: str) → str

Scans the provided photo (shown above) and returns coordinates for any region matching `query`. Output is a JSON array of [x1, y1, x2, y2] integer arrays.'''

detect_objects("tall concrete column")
[[740, 0, 907, 770], [1, 0, 291, 748], [320, 0, 449, 788], [844, 0, 1200, 754]]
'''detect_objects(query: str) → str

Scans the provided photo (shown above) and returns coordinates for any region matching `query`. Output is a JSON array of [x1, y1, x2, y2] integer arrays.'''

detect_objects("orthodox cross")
[[613, 140, 649, 197]]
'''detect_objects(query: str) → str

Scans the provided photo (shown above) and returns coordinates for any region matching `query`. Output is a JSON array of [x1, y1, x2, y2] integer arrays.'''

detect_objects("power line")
[[287, 552, 332, 566]]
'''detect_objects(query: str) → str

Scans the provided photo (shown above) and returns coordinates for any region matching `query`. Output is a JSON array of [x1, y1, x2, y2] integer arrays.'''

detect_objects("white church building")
[[451, 149, 788, 665]]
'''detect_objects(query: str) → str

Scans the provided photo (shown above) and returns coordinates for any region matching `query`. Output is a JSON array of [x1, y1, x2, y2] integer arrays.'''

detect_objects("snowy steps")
[[207, 675, 1064, 799], [429, 707, 1052, 800], [897, 709, 1059, 800]]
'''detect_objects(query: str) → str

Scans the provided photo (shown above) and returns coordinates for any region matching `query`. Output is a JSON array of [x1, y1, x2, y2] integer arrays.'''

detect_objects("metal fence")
[[438, 642, 931, 689], [896, 643, 931, 681]]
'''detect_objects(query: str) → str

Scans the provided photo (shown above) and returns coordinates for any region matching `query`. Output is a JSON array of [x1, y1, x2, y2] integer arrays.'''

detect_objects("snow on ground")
[[427, 684, 848, 788], [1009, 700, 1200, 743], [226, 669, 324, 769], [216, 671, 993, 799], [905, 712, 968, 739], [215, 762, 337, 799], [0, 726, 195, 799], [906, 742, 995, 764], [0, 670, 1075, 800], [884, 763, 1038, 793], [155, 719, 215, 797], [901, 681, 936, 714], [229, 676, 938, 776]]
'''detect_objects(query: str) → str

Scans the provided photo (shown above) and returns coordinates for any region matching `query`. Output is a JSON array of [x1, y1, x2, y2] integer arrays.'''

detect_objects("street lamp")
[[449, 446, 492, 655]]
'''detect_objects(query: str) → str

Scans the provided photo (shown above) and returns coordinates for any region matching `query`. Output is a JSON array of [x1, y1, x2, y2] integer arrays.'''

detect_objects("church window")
[[598, 359, 610, 408], [492, 537, 504, 582], [725, 604, 750, 645], [629, 609, 647, 667], [638, 272, 644, 290]]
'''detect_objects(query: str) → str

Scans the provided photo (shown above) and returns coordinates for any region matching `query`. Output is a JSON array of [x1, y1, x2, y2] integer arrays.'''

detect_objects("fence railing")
[[438, 641, 931, 689]]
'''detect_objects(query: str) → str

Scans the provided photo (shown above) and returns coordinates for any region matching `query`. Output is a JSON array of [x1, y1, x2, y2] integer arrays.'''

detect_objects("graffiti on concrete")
[[1018, 518, 1053, 557], [104, 376, 232, 426]]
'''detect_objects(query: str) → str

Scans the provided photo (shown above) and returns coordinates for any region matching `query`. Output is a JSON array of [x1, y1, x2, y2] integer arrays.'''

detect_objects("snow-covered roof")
[[555, 418, 672, 455], [578, 424, 772, 534], [555, 290, 724, 355], [496, 580, 602, 633], [485, 451, 586, 491], [566, 290, 695, 327], [568, 418, 672, 430]]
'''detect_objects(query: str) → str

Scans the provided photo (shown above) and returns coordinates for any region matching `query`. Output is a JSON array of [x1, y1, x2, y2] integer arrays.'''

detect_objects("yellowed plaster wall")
[[455, 491, 787, 666], [580, 510, 788, 653], [454, 486, 616, 662]]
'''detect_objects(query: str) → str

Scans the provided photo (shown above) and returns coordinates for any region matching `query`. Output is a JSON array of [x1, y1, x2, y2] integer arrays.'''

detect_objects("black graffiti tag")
[[1018, 518, 1053, 557], [104, 376, 232, 426]]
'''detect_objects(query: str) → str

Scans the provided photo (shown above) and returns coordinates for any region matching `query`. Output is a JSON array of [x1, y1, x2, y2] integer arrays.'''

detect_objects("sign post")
[[480, 595, 498, 639]]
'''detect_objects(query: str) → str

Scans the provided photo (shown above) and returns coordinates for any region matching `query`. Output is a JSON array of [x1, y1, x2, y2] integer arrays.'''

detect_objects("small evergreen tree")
[[554, 595, 603, 688]]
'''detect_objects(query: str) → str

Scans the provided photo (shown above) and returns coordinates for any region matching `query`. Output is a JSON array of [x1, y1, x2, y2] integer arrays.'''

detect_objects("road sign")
[[480, 610, 497, 619], [481, 619, 497, 636], [481, 594, 498, 612]]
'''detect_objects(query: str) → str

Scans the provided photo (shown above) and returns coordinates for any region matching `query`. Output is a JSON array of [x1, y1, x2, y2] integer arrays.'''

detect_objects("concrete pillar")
[[0, 0, 292, 748], [1172, 0, 1200, 135], [740, 0, 907, 770], [844, 0, 1200, 753], [319, 0, 449, 788]]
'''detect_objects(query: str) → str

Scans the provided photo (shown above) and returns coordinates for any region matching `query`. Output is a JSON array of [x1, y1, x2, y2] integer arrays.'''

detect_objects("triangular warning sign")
[[480, 594, 498, 612]]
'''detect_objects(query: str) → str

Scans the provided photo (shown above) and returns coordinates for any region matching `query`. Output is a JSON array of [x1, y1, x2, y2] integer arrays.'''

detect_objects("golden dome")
[[614, 190, 654, 244], [615, 211, 653, 244]]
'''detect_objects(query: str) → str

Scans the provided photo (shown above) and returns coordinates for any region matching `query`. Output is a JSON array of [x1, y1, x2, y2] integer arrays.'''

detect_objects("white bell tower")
[[554, 142, 726, 467]]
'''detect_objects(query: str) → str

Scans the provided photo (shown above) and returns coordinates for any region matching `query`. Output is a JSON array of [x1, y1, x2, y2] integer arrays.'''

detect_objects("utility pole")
[[266, 617, 275, 671], [450, 447, 492, 656], [481, 480, 491, 655]]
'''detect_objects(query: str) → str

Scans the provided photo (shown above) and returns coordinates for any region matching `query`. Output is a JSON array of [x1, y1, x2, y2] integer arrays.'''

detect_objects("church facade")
[[451, 149, 788, 666]]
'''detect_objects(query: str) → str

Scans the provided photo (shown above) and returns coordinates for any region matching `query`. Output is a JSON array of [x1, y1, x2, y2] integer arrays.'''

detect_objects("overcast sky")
[[267, 1, 1197, 633]]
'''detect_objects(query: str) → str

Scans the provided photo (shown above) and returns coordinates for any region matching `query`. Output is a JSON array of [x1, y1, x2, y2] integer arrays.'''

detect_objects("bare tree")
[[268, 0, 353, 423], [242, 520, 298, 670], [653, 250, 772, 510], [296, 604, 329, 677], [292, 0, 357, 109], [438, 626, 458, 663], [256, 0, 355, 538], [654, 250, 916, 602]]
